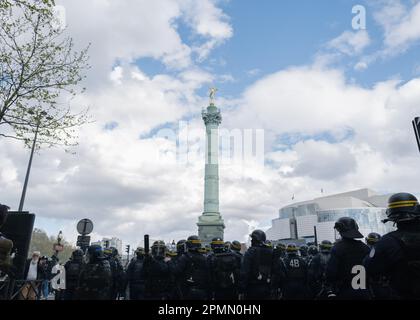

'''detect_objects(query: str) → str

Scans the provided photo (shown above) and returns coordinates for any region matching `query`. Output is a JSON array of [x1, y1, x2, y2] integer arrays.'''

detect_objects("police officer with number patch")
[[326, 217, 370, 300], [364, 193, 420, 299], [239, 230, 274, 300], [208, 237, 240, 300], [276, 243, 309, 300]]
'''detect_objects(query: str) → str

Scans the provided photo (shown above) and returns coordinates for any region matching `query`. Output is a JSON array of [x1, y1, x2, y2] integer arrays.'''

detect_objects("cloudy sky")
[[1, 0, 420, 248]]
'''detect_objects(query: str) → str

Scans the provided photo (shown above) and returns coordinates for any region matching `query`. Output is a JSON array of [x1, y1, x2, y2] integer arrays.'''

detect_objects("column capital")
[[202, 106, 222, 125]]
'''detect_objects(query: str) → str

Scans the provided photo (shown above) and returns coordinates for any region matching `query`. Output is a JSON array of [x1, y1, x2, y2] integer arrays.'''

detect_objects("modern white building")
[[266, 189, 395, 243], [92, 237, 123, 254]]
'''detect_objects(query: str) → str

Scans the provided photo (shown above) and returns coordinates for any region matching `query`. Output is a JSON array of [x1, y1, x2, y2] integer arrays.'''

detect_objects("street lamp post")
[[18, 110, 48, 212]]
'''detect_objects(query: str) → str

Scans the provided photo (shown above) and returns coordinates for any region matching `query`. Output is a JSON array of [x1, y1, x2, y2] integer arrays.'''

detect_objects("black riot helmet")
[[264, 240, 273, 248], [319, 240, 333, 253], [0, 204, 10, 228], [186, 235, 202, 252], [384, 193, 420, 224], [334, 217, 364, 239], [135, 247, 145, 258], [87, 245, 103, 262], [151, 240, 167, 258], [308, 245, 318, 256], [211, 237, 225, 253], [231, 241, 242, 253], [111, 247, 118, 257], [276, 242, 286, 251], [103, 247, 112, 258], [176, 240, 187, 255], [250, 230, 266, 246], [299, 244, 308, 257], [365, 233, 381, 246], [71, 249, 84, 262], [286, 243, 299, 254]]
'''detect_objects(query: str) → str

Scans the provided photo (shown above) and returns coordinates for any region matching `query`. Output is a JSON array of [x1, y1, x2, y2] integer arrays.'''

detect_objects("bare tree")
[[0, 0, 90, 150]]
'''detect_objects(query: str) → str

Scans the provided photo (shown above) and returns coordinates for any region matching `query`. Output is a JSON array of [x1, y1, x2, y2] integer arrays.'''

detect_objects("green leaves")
[[0, 0, 90, 151]]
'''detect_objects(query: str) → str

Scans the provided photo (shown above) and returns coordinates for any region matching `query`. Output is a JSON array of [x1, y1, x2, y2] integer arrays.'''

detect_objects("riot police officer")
[[104, 247, 126, 299], [308, 240, 332, 299], [143, 241, 172, 300], [273, 243, 286, 261], [364, 193, 420, 299], [239, 230, 274, 300], [231, 241, 242, 255], [307, 245, 319, 265], [63, 249, 84, 300], [362, 232, 392, 299], [326, 217, 370, 300], [231, 240, 243, 265], [365, 232, 381, 249], [175, 240, 187, 260], [299, 244, 309, 261], [76, 245, 112, 300], [126, 247, 146, 300], [207, 237, 240, 300], [276, 244, 309, 300], [170, 235, 210, 300]]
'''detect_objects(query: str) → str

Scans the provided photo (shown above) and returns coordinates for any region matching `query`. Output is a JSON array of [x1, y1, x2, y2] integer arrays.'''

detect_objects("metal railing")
[[0, 278, 46, 300]]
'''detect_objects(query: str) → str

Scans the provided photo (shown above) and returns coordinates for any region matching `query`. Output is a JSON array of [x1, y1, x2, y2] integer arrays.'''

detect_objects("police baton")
[[144, 234, 150, 255]]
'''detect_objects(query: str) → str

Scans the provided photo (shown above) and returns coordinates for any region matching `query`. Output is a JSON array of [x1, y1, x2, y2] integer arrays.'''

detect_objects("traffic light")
[[125, 245, 130, 254]]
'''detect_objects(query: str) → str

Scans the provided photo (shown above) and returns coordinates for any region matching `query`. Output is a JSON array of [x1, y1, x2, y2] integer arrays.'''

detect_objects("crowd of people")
[[1, 192, 420, 300]]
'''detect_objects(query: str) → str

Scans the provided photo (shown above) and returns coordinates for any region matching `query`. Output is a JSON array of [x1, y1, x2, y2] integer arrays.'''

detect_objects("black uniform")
[[308, 251, 331, 299], [364, 223, 420, 299], [208, 251, 240, 300], [76, 259, 112, 300], [126, 256, 145, 300], [326, 238, 370, 300], [239, 245, 274, 300], [171, 251, 210, 300], [143, 256, 172, 300], [108, 256, 125, 299], [276, 253, 309, 300], [63, 258, 83, 300]]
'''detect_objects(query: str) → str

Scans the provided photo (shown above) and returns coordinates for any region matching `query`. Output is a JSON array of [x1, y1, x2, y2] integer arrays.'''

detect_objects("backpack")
[[255, 247, 273, 283], [391, 231, 420, 298], [212, 253, 238, 289], [185, 253, 208, 288], [284, 255, 306, 280]]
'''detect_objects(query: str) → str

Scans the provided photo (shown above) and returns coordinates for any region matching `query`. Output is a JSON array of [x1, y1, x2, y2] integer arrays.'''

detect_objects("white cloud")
[[354, 61, 368, 71], [371, 1, 420, 56], [327, 30, 371, 56], [180, 0, 233, 60], [57, 0, 232, 86]]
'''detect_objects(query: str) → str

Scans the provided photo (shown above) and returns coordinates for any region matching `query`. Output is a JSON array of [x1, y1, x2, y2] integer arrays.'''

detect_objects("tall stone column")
[[197, 95, 225, 245]]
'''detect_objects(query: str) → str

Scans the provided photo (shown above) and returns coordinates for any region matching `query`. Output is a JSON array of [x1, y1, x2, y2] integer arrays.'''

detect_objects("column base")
[[197, 213, 225, 245]]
